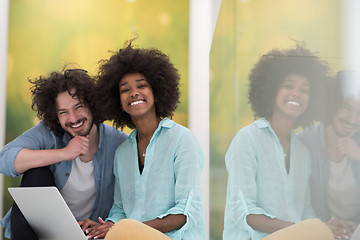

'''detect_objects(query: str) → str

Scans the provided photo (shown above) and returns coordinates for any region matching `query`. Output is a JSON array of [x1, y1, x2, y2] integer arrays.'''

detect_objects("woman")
[[81, 41, 206, 240], [223, 43, 330, 240]]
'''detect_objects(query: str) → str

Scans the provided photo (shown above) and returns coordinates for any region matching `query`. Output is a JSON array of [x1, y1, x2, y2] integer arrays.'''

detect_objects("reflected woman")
[[223, 43, 330, 240], [80, 41, 206, 240]]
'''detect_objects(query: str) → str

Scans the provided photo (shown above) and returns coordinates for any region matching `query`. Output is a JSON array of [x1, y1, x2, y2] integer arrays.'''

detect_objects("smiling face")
[[56, 90, 93, 137], [119, 73, 156, 120], [272, 74, 310, 122], [331, 98, 360, 137]]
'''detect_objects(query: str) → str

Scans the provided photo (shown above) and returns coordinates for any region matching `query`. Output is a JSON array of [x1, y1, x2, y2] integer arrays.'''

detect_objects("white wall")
[[189, 0, 221, 238], [0, 0, 9, 239], [342, 0, 360, 70]]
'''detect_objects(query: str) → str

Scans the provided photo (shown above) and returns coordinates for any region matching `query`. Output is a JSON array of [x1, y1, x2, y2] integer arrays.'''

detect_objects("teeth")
[[130, 100, 144, 106], [287, 101, 300, 106], [71, 122, 83, 128], [343, 122, 354, 129]]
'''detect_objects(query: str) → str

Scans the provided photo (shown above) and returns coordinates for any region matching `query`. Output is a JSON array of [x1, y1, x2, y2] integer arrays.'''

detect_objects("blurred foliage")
[[3, 0, 188, 239], [210, 0, 341, 239]]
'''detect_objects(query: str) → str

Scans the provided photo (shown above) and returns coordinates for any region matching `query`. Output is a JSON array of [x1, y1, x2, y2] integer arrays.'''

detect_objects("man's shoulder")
[[23, 121, 57, 138], [297, 123, 323, 143], [100, 123, 128, 141]]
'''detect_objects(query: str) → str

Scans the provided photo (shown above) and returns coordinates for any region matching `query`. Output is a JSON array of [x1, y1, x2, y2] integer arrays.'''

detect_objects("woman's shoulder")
[[233, 118, 270, 138], [160, 118, 192, 134]]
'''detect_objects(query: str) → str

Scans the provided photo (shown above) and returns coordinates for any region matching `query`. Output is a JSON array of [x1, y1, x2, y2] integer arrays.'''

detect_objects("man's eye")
[[282, 84, 293, 89], [301, 88, 309, 94]]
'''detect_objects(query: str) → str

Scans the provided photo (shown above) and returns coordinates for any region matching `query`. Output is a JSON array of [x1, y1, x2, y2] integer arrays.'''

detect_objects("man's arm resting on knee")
[[14, 135, 89, 173]]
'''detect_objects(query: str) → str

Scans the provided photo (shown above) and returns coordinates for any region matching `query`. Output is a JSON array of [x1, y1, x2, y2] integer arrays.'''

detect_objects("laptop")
[[351, 224, 360, 240], [8, 186, 104, 240]]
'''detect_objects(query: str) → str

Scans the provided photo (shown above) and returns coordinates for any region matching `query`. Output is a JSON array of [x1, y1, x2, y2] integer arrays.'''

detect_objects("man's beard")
[[65, 118, 94, 138]]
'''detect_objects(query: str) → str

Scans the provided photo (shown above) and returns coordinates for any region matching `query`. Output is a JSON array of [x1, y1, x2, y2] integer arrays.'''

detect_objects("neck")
[[269, 114, 295, 140], [79, 123, 99, 162], [135, 116, 161, 141], [268, 115, 294, 173], [88, 123, 99, 147]]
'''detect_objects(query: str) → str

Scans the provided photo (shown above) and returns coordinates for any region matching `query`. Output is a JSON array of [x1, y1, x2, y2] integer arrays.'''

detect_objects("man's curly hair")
[[248, 42, 330, 128], [324, 70, 360, 125], [96, 40, 180, 129], [29, 69, 102, 135]]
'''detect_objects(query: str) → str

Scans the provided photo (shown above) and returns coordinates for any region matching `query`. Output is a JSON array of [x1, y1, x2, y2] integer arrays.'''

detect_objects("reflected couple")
[[223, 43, 334, 240]]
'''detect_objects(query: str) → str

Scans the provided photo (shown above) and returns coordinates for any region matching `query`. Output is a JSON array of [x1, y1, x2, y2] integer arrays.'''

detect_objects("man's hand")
[[79, 217, 114, 239], [326, 217, 358, 239], [337, 137, 360, 161], [79, 218, 99, 234], [63, 135, 89, 160]]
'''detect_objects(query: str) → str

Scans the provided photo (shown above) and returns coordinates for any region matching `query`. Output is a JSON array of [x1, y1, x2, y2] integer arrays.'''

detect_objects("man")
[[0, 69, 127, 239], [299, 70, 360, 239]]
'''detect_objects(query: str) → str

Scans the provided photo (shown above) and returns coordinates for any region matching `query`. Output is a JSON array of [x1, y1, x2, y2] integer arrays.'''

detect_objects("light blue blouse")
[[223, 118, 315, 240], [106, 118, 206, 240]]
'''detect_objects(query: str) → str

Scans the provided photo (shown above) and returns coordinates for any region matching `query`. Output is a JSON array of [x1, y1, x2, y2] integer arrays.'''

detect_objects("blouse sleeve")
[[157, 129, 205, 238], [301, 155, 316, 220], [106, 148, 127, 223], [224, 130, 276, 239]]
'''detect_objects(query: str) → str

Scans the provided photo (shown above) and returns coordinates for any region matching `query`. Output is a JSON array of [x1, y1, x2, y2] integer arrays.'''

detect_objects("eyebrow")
[[119, 78, 146, 87], [57, 102, 83, 113]]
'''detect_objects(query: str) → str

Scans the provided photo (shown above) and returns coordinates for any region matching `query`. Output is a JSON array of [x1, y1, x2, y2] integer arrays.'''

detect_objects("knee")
[[21, 167, 55, 187], [105, 219, 171, 240]]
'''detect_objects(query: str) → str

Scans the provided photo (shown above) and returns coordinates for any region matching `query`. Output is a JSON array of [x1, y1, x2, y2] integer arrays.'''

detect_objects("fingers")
[[337, 219, 358, 234], [337, 137, 347, 154], [99, 217, 106, 224], [74, 135, 90, 151], [86, 222, 114, 239], [79, 219, 98, 232], [65, 136, 90, 159], [330, 226, 349, 239], [327, 219, 353, 239]]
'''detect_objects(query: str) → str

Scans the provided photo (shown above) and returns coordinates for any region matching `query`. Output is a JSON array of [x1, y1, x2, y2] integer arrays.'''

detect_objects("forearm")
[[143, 214, 186, 233], [246, 214, 294, 234], [14, 148, 70, 174]]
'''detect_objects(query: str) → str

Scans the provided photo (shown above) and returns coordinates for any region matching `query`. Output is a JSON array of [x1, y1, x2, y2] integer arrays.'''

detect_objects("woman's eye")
[[120, 89, 129, 94], [138, 84, 146, 89], [301, 88, 309, 94]]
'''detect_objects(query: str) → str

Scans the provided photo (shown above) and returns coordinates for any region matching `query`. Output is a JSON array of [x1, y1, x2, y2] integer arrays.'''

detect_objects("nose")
[[291, 90, 300, 98], [68, 110, 79, 123], [130, 89, 139, 98]]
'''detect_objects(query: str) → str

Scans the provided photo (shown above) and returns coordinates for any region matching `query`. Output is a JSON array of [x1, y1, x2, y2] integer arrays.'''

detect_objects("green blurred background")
[[209, 0, 342, 239]]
